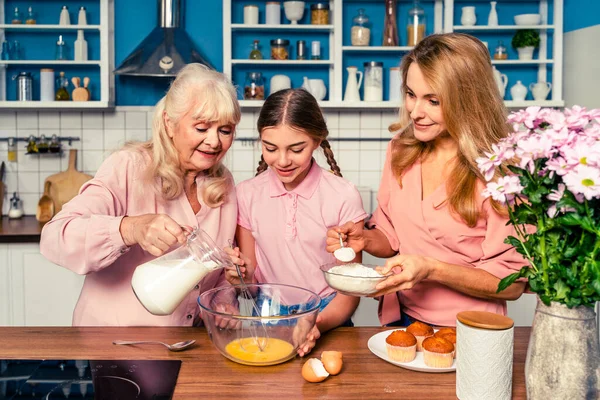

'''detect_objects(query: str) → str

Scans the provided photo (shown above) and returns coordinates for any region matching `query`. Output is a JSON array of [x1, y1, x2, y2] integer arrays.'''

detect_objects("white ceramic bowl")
[[320, 263, 388, 296], [284, 1, 305, 24], [514, 14, 541, 25]]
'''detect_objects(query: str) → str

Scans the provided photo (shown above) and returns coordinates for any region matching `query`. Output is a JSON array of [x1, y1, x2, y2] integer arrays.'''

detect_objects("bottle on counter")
[[8, 193, 24, 219]]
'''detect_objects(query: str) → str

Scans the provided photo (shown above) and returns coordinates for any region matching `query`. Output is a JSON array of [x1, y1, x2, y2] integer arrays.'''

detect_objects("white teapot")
[[302, 77, 327, 101], [492, 67, 508, 98], [510, 80, 527, 102], [529, 81, 552, 101]]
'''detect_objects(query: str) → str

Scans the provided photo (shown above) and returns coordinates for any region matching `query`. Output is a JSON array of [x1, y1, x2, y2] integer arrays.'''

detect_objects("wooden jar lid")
[[457, 311, 514, 330]]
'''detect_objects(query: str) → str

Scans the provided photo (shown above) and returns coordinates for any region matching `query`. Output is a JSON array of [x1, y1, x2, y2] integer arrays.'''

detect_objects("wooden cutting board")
[[45, 149, 93, 213]]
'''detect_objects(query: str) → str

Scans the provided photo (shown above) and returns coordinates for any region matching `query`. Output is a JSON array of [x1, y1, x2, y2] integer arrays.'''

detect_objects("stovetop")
[[0, 359, 181, 400]]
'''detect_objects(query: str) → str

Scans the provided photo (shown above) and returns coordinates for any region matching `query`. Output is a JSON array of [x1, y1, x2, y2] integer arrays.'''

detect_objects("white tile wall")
[[0, 108, 394, 216]]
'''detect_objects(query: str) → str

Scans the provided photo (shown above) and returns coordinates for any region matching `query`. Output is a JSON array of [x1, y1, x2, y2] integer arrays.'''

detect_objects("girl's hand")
[[326, 221, 365, 254], [224, 246, 256, 285], [295, 315, 322, 357], [120, 214, 187, 257], [371, 254, 436, 297]]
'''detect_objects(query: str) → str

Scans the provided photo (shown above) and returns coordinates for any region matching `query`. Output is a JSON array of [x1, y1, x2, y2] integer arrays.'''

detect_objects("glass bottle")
[[55, 71, 70, 101], [494, 40, 508, 60], [1, 41, 10, 60], [26, 7, 36, 24], [382, 0, 398, 46], [55, 35, 67, 60], [407, 0, 426, 46], [351, 9, 371, 46], [49, 135, 61, 153], [11, 7, 22, 24], [244, 72, 265, 100], [249, 40, 263, 60], [26, 135, 38, 154], [7, 137, 17, 162], [37, 135, 49, 153]]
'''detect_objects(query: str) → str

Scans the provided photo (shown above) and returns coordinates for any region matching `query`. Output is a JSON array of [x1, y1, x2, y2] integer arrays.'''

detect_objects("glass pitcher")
[[131, 228, 233, 316]]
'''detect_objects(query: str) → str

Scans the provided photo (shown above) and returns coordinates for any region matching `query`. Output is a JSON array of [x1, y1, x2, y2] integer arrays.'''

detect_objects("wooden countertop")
[[0, 216, 43, 243], [0, 326, 529, 399]]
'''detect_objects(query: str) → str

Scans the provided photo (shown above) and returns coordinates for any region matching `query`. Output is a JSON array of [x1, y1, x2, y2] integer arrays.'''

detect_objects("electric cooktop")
[[0, 359, 181, 400]]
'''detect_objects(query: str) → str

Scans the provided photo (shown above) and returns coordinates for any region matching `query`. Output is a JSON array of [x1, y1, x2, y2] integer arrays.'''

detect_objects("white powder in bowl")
[[324, 263, 386, 295]]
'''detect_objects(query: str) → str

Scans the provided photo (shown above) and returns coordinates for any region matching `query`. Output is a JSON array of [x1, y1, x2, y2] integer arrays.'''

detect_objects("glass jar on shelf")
[[310, 3, 329, 25], [11, 7, 22, 24], [364, 61, 383, 102], [249, 40, 263, 60], [351, 9, 371, 46], [270, 39, 289, 60], [407, 0, 426, 46], [26, 7, 36, 24], [383, 0, 398, 46], [55, 35, 67, 60], [494, 40, 508, 60], [244, 72, 265, 100]]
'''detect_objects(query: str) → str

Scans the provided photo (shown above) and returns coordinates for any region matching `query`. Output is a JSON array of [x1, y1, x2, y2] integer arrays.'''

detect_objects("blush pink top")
[[40, 150, 237, 326], [236, 161, 368, 304], [370, 141, 527, 327]]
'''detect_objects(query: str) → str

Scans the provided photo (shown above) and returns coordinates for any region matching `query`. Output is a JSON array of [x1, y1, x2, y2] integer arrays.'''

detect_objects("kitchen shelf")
[[239, 100, 401, 109], [231, 23, 333, 31], [453, 24, 554, 31], [491, 59, 554, 65], [0, 100, 112, 109], [0, 24, 101, 31], [505, 100, 564, 108], [342, 46, 414, 52], [231, 59, 333, 65], [0, 60, 101, 65]]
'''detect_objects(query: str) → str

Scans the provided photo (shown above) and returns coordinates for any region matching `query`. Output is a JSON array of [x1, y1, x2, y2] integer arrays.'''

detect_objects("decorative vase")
[[382, 0, 398, 46], [488, 1, 498, 26], [461, 6, 476, 26], [526, 299, 599, 399], [510, 80, 527, 101], [517, 46, 535, 60]]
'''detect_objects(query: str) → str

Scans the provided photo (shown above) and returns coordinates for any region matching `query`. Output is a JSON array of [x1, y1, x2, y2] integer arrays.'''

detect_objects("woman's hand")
[[294, 315, 322, 357], [120, 214, 187, 257], [371, 254, 437, 296], [326, 221, 365, 254], [224, 246, 256, 285]]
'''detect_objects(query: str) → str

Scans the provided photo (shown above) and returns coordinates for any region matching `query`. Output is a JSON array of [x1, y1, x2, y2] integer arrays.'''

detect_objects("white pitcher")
[[492, 66, 508, 98], [530, 81, 552, 101], [344, 66, 363, 102], [302, 77, 327, 101]]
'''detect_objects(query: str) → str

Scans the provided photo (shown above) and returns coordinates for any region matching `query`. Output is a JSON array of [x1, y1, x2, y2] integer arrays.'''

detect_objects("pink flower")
[[546, 157, 571, 176], [563, 164, 600, 200], [482, 175, 524, 204], [476, 144, 515, 181]]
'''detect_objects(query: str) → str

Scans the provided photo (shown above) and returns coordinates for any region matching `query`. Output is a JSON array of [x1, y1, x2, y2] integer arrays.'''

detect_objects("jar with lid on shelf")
[[26, 7, 36, 24], [270, 39, 289, 60], [311, 3, 329, 25], [407, 0, 426, 46], [351, 9, 370, 46], [244, 72, 265, 100], [364, 61, 383, 102], [11, 7, 22, 24], [494, 40, 508, 60]]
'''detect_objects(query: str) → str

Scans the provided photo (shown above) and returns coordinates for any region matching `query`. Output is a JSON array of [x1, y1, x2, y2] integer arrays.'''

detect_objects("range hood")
[[114, 0, 214, 77]]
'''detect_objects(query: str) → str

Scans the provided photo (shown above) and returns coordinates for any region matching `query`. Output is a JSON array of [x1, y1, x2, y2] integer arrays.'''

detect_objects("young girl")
[[227, 89, 367, 355]]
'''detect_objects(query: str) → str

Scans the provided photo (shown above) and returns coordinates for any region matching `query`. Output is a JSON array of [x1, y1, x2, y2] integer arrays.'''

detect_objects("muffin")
[[434, 327, 456, 338], [385, 330, 417, 363], [406, 321, 434, 351], [435, 331, 457, 358], [422, 336, 454, 368]]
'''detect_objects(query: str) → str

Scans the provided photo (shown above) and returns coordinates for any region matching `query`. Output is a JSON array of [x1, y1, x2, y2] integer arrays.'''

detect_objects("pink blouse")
[[370, 140, 527, 327], [40, 150, 237, 326], [236, 161, 368, 304]]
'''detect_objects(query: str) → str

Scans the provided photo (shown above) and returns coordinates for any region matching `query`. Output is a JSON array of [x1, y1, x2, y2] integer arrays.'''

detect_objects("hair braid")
[[255, 155, 269, 176], [321, 140, 342, 177]]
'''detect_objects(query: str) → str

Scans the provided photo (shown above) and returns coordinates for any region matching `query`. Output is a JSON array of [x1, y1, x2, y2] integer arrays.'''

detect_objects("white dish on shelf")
[[367, 329, 456, 373], [514, 14, 541, 25]]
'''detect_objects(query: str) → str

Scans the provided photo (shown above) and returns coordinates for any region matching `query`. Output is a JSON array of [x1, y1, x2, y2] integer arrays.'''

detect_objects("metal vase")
[[526, 298, 599, 399]]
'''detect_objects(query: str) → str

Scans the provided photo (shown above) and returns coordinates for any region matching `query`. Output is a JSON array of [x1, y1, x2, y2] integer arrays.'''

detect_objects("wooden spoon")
[[36, 180, 55, 223]]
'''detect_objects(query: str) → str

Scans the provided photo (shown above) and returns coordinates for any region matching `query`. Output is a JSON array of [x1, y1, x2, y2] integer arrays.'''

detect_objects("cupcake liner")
[[386, 343, 417, 363], [423, 348, 454, 368]]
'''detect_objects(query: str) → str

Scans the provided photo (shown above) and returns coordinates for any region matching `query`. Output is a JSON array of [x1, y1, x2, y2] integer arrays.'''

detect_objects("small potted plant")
[[511, 29, 540, 60]]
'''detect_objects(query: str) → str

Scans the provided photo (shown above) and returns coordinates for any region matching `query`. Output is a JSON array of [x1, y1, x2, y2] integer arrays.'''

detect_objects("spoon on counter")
[[334, 232, 356, 262], [113, 339, 196, 352]]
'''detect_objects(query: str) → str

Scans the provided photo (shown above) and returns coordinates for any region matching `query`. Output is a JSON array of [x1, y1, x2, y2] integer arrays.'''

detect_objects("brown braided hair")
[[255, 88, 342, 177]]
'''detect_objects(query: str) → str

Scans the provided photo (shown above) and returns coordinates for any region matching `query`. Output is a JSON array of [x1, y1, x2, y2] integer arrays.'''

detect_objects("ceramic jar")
[[530, 81, 552, 101], [461, 6, 476, 26], [510, 80, 527, 101]]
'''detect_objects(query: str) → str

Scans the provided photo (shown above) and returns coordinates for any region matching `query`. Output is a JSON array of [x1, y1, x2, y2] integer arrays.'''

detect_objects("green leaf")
[[553, 279, 570, 300], [593, 279, 600, 296], [497, 267, 530, 293]]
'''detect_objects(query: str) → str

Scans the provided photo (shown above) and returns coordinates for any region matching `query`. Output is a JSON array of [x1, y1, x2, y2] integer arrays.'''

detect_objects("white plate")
[[367, 329, 456, 373]]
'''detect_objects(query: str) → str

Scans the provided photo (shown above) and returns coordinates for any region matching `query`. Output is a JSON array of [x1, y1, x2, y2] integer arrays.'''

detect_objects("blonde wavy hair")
[[126, 63, 241, 208], [389, 33, 509, 226]]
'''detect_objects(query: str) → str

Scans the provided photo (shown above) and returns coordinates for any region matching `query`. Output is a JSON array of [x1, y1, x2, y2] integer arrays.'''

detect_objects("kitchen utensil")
[[36, 181, 55, 223], [72, 76, 90, 101], [321, 262, 388, 296], [344, 66, 363, 102], [45, 149, 93, 213], [334, 232, 356, 262], [198, 283, 321, 366], [13, 72, 33, 101], [514, 13, 541, 25], [112, 339, 196, 352], [229, 239, 269, 352]]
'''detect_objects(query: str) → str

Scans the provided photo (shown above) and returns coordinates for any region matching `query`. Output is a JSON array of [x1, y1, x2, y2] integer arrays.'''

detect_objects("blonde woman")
[[327, 33, 527, 327], [40, 64, 240, 326]]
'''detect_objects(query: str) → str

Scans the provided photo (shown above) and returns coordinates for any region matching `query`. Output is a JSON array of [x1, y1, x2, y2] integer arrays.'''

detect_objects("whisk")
[[228, 240, 269, 352]]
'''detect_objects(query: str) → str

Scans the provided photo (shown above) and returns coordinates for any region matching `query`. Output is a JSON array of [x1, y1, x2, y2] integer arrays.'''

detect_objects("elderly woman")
[[40, 64, 241, 326]]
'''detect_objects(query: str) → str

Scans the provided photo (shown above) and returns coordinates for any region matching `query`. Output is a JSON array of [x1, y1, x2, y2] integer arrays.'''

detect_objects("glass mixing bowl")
[[198, 283, 321, 366]]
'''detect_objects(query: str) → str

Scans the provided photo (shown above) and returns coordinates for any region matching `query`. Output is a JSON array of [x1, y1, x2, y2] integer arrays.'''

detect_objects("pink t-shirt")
[[236, 161, 368, 304], [370, 141, 527, 327], [40, 149, 237, 326]]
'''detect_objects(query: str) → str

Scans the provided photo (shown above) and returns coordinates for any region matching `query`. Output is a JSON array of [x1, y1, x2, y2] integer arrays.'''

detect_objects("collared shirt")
[[371, 140, 527, 327], [40, 150, 237, 327], [236, 161, 368, 304]]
